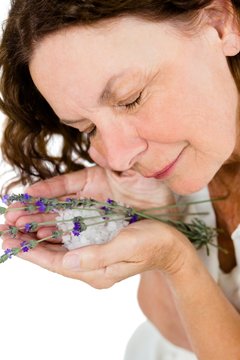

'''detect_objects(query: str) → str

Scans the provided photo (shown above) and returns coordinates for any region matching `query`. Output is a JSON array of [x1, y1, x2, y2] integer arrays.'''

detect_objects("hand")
[[4, 166, 177, 240], [26, 166, 175, 208], [1, 218, 192, 288], [2, 166, 181, 285]]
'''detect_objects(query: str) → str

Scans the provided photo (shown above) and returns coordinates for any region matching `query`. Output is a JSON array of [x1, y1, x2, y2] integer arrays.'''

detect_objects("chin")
[[167, 176, 211, 196]]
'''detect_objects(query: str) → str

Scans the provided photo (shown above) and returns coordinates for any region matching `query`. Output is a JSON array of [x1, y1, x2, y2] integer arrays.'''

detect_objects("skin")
[[2, 5, 240, 357], [29, 16, 240, 196]]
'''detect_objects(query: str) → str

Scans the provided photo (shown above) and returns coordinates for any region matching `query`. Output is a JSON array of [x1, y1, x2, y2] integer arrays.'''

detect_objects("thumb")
[[25, 170, 88, 198], [62, 230, 131, 271]]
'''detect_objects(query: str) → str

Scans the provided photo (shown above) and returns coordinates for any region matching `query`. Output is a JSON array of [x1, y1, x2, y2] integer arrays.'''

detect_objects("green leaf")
[[52, 230, 63, 239], [0, 254, 10, 263], [26, 205, 36, 212], [29, 240, 38, 249], [0, 207, 6, 215], [9, 226, 19, 237], [29, 222, 38, 232], [11, 247, 21, 255]]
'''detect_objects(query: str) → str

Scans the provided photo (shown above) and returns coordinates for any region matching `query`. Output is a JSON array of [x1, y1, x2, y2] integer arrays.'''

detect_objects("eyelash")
[[123, 91, 143, 111], [84, 92, 143, 139]]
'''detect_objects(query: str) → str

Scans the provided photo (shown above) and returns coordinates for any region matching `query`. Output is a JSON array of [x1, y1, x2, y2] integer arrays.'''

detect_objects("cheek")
[[135, 106, 183, 143], [135, 98, 198, 145], [138, 75, 237, 154]]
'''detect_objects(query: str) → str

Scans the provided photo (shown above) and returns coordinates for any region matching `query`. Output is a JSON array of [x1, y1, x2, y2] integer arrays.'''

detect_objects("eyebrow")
[[60, 69, 135, 125]]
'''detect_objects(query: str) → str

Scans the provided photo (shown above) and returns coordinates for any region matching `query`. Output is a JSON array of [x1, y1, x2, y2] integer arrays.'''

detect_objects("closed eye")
[[121, 91, 143, 111]]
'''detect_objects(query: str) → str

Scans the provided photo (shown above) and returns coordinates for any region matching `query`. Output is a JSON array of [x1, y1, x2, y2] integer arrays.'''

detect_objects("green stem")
[[134, 210, 171, 223], [36, 235, 55, 243], [5, 207, 27, 212], [141, 211, 209, 217], [139, 196, 227, 213], [83, 216, 129, 227]]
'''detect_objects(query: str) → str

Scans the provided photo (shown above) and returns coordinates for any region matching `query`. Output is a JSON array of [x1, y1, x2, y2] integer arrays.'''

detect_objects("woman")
[[1, 1, 240, 358]]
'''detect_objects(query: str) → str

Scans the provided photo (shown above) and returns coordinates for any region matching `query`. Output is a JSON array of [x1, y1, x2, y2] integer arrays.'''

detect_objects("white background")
[[0, 2, 145, 359]]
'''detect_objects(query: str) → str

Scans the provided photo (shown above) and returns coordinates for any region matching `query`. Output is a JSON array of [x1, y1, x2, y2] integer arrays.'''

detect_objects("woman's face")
[[29, 16, 239, 195]]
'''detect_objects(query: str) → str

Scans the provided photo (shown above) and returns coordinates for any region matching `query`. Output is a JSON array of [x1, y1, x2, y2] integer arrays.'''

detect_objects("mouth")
[[145, 147, 186, 180]]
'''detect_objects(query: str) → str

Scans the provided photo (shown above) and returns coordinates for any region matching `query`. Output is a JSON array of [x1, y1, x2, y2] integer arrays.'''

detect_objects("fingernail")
[[63, 255, 80, 270]]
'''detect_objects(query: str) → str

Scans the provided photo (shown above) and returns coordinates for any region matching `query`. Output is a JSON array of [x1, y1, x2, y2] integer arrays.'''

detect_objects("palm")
[[3, 166, 176, 245], [71, 166, 175, 209], [21, 165, 175, 209]]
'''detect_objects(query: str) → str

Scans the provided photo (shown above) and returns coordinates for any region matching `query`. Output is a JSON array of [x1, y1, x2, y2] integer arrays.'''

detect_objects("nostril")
[[119, 170, 137, 177], [110, 170, 137, 178], [111, 170, 122, 176]]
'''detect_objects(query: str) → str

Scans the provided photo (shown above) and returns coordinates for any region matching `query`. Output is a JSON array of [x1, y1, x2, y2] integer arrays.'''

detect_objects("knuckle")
[[90, 246, 106, 270], [15, 217, 29, 228], [103, 266, 119, 285]]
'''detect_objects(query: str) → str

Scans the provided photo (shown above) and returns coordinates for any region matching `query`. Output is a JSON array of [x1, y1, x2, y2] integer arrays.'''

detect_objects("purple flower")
[[2, 194, 9, 205], [23, 193, 31, 200], [24, 223, 32, 233], [35, 200, 46, 212], [100, 206, 111, 217], [22, 246, 29, 252], [20, 193, 32, 204], [72, 221, 81, 236], [129, 214, 139, 224], [100, 206, 108, 212], [106, 199, 114, 204], [66, 198, 72, 202], [20, 241, 30, 252], [4, 248, 12, 258], [73, 222, 81, 230]]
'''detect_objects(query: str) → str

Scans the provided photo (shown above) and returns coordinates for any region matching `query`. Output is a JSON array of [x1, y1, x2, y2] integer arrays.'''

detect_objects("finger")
[[5, 201, 57, 225], [1, 231, 143, 288], [0, 224, 10, 236], [104, 261, 145, 281], [25, 169, 88, 198], [0, 224, 9, 230], [15, 213, 57, 229], [62, 227, 138, 271], [5, 202, 30, 225], [4, 193, 79, 226], [1, 235, 105, 282], [2, 234, 67, 272], [1, 234, 105, 286], [36, 226, 60, 240], [61, 261, 145, 289], [82, 262, 145, 288]]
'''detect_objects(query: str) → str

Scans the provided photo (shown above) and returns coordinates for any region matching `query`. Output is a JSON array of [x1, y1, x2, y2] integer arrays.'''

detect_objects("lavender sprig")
[[0, 193, 225, 263]]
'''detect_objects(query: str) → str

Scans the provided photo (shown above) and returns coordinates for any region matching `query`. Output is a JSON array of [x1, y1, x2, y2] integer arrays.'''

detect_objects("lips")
[[145, 148, 185, 180]]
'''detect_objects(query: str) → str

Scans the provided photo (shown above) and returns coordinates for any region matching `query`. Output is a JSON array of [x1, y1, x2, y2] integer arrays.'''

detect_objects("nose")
[[89, 122, 148, 172]]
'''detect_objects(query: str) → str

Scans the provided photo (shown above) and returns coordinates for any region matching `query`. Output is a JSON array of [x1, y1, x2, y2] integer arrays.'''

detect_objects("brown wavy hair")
[[0, 0, 240, 191]]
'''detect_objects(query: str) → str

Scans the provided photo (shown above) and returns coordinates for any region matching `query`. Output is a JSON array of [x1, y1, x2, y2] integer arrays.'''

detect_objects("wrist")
[[153, 222, 196, 276], [165, 244, 203, 288]]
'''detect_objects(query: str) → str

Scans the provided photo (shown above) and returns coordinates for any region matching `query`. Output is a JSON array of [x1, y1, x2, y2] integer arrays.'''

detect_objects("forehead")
[[29, 17, 182, 76], [29, 17, 185, 114]]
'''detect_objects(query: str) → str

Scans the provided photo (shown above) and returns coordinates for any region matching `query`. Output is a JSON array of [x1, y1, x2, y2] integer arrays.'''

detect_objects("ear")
[[204, 0, 240, 56]]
